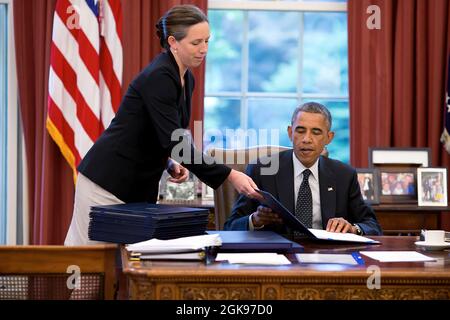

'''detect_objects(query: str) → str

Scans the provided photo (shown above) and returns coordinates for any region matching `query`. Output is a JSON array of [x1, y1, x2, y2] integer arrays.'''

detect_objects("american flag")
[[441, 55, 450, 153], [47, 0, 123, 180]]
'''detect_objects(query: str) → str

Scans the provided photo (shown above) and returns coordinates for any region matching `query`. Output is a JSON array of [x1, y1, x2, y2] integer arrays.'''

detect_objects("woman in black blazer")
[[65, 5, 260, 245]]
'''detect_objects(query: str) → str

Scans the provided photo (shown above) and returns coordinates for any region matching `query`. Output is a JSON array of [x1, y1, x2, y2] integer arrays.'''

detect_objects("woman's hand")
[[226, 169, 263, 201], [167, 158, 189, 183]]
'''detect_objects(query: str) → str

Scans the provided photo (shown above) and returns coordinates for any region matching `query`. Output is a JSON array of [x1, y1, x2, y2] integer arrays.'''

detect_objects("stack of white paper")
[[126, 234, 222, 254], [359, 251, 436, 262], [216, 253, 291, 265], [295, 253, 359, 265], [308, 229, 379, 243]]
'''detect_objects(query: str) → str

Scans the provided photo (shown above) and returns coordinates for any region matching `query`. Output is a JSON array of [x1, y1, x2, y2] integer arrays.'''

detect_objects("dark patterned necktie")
[[295, 169, 313, 230]]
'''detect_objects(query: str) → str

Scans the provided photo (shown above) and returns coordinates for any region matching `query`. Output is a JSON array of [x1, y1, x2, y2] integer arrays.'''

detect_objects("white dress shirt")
[[292, 153, 323, 229], [249, 154, 323, 230]]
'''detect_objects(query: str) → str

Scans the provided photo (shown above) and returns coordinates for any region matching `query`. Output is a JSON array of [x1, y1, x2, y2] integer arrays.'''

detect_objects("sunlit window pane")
[[205, 11, 243, 92], [204, 97, 241, 149], [302, 12, 348, 95], [248, 11, 299, 93], [247, 98, 297, 147]]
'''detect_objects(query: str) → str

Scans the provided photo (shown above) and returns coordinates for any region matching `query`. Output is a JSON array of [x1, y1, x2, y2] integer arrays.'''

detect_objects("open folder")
[[256, 189, 380, 244]]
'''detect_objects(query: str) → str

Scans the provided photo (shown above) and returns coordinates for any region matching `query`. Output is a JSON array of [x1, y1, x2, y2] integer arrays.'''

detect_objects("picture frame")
[[160, 172, 197, 201], [417, 168, 448, 207], [356, 168, 380, 204], [378, 167, 418, 204], [368, 147, 431, 168], [201, 183, 214, 200], [165, 180, 196, 201]]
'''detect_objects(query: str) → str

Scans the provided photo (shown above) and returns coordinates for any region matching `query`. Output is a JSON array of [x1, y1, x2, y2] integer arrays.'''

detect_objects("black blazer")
[[78, 51, 230, 203], [224, 150, 382, 235]]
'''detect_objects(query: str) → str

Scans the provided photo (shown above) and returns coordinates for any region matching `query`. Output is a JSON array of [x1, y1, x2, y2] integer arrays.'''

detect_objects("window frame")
[[206, 0, 349, 156], [209, 1, 347, 12], [0, 0, 23, 245]]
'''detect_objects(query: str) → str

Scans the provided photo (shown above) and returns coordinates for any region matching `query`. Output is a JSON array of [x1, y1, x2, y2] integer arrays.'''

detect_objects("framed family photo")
[[378, 167, 417, 204], [356, 168, 380, 204], [367, 147, 429, 205], [417, 168, 448, 207]]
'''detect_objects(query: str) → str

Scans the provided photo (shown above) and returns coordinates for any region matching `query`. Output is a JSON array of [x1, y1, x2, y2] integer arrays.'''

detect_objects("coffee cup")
[[424, 230, 446, 244]]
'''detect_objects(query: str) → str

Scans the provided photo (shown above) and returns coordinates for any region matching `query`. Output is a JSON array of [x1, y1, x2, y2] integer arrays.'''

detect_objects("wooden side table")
[[371, 204, 450, 235]]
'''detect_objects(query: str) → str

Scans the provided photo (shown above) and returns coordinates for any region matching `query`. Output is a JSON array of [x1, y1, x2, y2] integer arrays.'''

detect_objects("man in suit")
[[224, 102, 382, 236]]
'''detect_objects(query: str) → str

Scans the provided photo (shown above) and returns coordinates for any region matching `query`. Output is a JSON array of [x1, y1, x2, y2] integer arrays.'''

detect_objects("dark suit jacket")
[[78, 51, 230, 203], [224, 150, 382, 235]]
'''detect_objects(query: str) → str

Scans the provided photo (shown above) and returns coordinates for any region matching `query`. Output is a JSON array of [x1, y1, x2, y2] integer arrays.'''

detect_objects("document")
[[309, 229, 379, 244], [132, 251, 206, 261], [295, 253, 364, 265], [359, 251, 436, 262], [256, 189, 379, 244], [126, 234, 222, 254], [206, 230, 303, 252], [216, 253, 291, 265]]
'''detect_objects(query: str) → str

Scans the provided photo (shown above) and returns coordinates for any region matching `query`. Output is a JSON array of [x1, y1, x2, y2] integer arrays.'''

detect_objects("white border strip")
[[209, 1, 347, 12], [372, 150, 429, 167], [5, 0, 19, 244]]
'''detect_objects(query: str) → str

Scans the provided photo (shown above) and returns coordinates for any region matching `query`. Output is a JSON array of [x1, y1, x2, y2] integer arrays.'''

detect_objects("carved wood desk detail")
[[121, 236, 450, 300]]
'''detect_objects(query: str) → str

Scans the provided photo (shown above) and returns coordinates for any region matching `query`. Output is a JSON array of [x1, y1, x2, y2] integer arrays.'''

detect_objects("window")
[[205, 0, 349, 162], [0, 0, 21, 245], [0, 2, 7, 244]]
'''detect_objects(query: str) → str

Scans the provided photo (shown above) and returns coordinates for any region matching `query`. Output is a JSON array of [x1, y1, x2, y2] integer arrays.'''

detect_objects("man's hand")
[[227, 169, 263, 201], [326, 217, 357, 234], [251, 206, 283, 228], [167, 158, 189, 183]]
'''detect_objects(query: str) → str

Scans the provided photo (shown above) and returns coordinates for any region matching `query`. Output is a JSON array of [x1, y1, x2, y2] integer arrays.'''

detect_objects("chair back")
[[207, 146, 289, 229], [0, 244, 117, 300]]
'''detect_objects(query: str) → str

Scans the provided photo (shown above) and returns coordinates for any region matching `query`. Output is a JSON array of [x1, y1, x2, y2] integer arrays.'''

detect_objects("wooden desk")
[[121, 236, 450, 300], [372, 204, 450, 235]]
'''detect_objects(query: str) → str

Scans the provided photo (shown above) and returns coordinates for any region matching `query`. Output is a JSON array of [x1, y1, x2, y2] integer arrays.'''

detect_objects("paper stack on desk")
[[216, 253, 291, 265], [295, 253, 363, 265], [126, 234, 222, 260], [359, 251, 436, 262]]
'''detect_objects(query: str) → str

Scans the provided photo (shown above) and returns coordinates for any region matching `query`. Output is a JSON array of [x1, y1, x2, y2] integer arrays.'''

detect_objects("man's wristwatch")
[[353, 224, 363, 235]]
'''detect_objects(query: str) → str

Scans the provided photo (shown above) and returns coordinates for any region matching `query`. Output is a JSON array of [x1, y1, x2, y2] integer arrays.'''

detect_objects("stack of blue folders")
[[88, 203, 210, 244]]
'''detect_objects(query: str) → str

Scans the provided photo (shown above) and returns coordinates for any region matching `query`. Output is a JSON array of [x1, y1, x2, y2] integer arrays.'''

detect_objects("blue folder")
[[256, 190, 380, 244], [206, 231, 304, 253]]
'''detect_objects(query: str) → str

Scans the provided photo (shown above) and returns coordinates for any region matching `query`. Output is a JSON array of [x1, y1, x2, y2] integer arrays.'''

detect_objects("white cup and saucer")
[[415, 230, 450, 251]]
